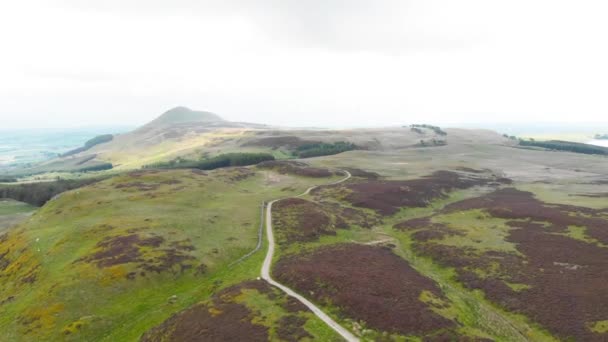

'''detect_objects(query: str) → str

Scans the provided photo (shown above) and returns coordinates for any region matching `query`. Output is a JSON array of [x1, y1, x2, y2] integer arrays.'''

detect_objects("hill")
[[6, 107, 265, 174], [61, 134, 114, 157], [1, 116, 608, 340], [139, 106, 225, 127], [0, 167, 343, 341], [11, 108, 464, 174]]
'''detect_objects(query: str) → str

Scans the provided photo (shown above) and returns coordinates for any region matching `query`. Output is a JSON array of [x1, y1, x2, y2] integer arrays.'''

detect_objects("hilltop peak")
[[146, 107, 225, 127]]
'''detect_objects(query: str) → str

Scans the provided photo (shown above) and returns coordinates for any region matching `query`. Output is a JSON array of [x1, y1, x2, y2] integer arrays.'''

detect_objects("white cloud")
[[0, 1, 607, 128]]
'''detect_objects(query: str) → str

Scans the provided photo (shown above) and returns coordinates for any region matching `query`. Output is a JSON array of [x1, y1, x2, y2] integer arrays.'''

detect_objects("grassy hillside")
[[3, 117, 608, 341], [12, 108, 460, 175], [0, 168, 342, 341], [0, 199, 36, 231]]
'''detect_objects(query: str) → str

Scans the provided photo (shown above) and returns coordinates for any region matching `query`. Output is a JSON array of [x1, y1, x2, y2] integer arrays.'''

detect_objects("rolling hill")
[[1, 109, 608, 341], [9, 107, 502, 175]]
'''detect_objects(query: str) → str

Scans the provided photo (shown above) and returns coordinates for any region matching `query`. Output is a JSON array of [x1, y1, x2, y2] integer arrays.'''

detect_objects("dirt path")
[[261, 170, 358, 342]]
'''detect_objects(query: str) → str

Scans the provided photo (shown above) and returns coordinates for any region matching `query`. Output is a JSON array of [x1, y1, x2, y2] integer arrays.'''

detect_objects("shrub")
[[410, 124, 447, 136], [416, 139, 447, 147]]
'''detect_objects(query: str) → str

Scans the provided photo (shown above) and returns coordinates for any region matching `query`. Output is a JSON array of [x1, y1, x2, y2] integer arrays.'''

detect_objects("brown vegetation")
[[76, 233, 198, 278], [141, 282, 269, 342], [443, 188, 608, 244], [257, 160, 334, 178], [274, 244, 455, 335], [273, 198, 379, 244], [409, 188, 608, 341], [115, 182, 160, 192], [340, 171, 504, 215], [142, 280, 315, 342], [272, 198, 335, 243], [276, 315, 311, 342]]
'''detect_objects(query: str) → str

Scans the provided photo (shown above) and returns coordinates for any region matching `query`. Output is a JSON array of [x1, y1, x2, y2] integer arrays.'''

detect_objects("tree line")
[[409, 124, 448, 136], [294, 141, 357, 158], [0, 177, 106, 206], [62, 134, 114, 157], [76, 163, 114, 172], [519, 139, 608, 155], [143, 153, 275, 170]]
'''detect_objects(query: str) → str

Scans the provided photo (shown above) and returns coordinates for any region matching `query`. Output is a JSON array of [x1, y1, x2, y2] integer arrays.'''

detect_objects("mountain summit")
[[145, 106, 225, 127]]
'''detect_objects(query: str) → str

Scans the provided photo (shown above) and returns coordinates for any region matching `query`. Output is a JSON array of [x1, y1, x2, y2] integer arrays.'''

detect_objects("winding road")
[[261, 170, 359, 342]]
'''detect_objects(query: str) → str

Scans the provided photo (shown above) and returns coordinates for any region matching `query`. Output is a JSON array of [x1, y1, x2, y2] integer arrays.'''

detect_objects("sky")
[[1, 0, 608, 129]]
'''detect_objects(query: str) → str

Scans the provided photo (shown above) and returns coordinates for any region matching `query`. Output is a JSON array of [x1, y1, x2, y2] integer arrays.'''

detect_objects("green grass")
[[384, 192, 556, 341], [4, 126, 606, 341], [432, 209, 520, 254], [0, 168, 339, 341], [504, 282, 532, 292], [0, 199, 36, 215], [0, 199, 36, 231], [516, 183, 608, 210], [559, 225, 608, 248], [235, 288, 341, 341], [388, 231, 555, 342], [590, 320, 608, 333], [271, 184, 558, 341]]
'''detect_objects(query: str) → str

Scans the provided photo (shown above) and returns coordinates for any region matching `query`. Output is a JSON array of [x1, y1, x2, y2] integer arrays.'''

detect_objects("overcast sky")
[[1, 0, 608, 128]]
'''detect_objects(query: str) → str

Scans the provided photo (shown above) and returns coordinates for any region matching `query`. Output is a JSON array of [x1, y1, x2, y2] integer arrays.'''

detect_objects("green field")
[[0, 168, 342, 341], [0, 199, 36, 232], [0, 200, 36, 216]]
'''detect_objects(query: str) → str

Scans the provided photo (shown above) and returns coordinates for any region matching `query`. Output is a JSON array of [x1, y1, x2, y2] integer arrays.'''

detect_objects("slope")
[[0, 167, 343, 341]]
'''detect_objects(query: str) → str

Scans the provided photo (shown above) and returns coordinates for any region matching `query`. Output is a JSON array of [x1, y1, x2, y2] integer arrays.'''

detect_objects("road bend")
[[260, 170, 358, 342]]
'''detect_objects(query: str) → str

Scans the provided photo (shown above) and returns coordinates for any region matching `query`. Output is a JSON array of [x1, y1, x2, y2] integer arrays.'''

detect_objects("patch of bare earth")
[[274, 244, 455, 336]]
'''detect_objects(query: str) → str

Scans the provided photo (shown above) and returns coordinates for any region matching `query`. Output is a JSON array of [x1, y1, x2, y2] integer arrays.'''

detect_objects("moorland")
[[1, 107, 607, 341]]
